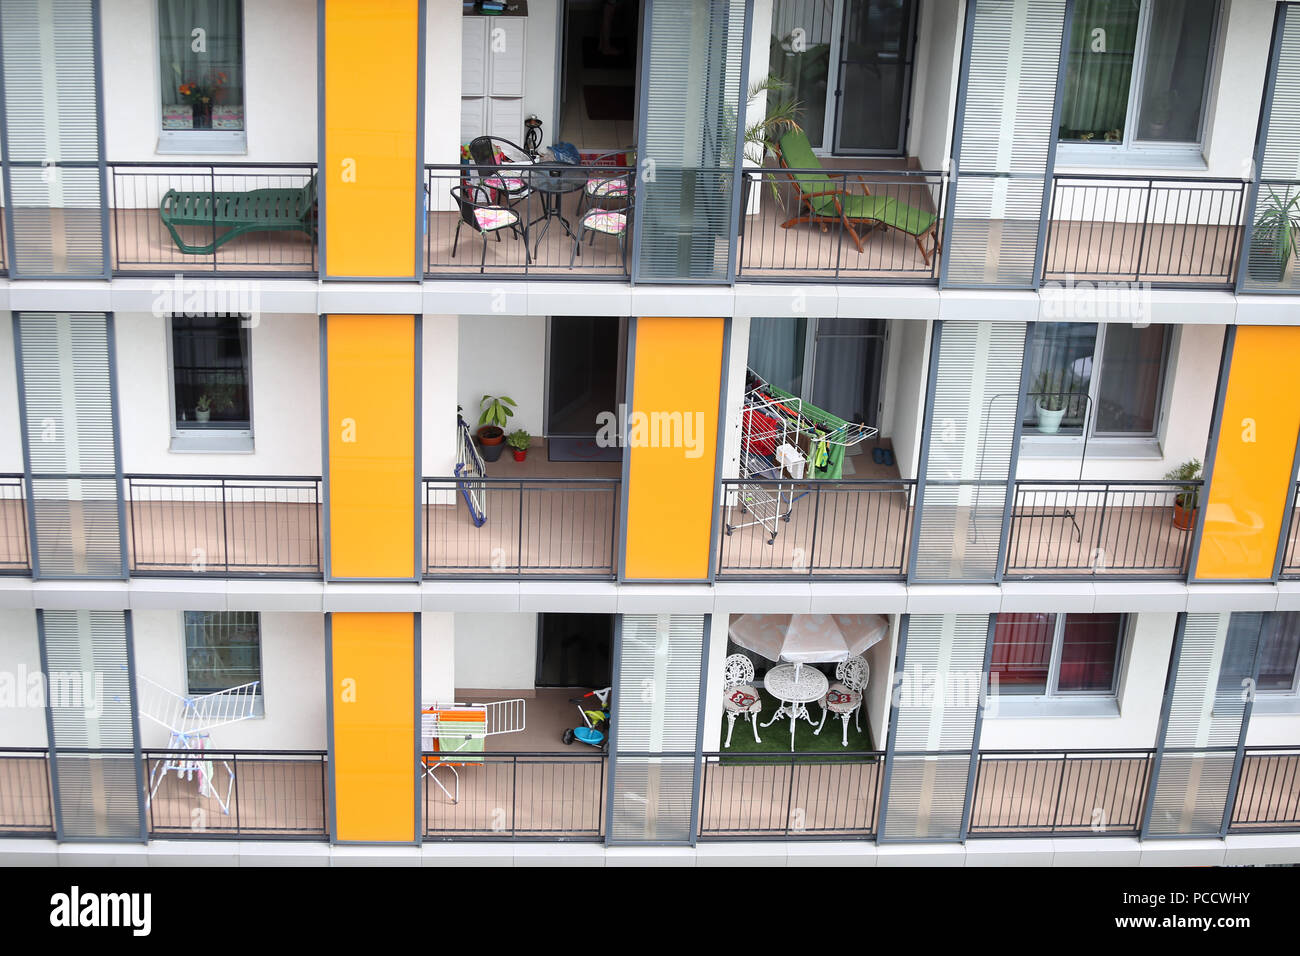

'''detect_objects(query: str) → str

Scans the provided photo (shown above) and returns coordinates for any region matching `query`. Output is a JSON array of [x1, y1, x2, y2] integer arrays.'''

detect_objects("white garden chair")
[[722, 653, 762, 748], [815, 655, 869, 747]]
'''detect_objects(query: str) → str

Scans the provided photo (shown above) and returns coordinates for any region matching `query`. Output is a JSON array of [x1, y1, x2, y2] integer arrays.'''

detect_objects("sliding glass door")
[[833, 0, 917, 154], [546, 316, 626, 439]]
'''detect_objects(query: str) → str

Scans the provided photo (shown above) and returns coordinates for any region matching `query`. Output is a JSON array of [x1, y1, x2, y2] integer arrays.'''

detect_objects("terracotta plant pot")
[[512, 448, 527, 462], [1173, 500, 1198, 531], [477, 425, 505, 462]]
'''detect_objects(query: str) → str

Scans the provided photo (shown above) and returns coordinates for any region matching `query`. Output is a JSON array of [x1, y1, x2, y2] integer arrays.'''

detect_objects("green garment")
[[764, 384, 850, 480]]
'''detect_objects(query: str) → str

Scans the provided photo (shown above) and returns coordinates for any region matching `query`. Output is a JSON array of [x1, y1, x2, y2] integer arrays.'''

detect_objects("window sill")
[[169, 434, 255, 454], [987, 696, 1120, 719], [1248, 696, 1300, 717], [157, 131, 248, 156], [1055, 145, 1208, 173], [1018, 436, 1163, 460]]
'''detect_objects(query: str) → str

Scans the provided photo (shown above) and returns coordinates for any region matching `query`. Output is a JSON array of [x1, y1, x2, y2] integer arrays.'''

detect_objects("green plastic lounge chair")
[[774, 130, 941, 264], [159, 173, 318, 255]]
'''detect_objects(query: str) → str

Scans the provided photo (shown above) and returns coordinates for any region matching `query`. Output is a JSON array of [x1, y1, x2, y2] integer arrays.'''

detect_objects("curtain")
[[748, 316, 807, 394], [1057, 614, 1122, 692], [158, 0, 244, 117], [990, 613, 1055, 695], [1059, 0, 1140, 140], [1096, 323, 1167, 434], [1135, 0, 1215, 143], [1255, 613, 1300, 692]]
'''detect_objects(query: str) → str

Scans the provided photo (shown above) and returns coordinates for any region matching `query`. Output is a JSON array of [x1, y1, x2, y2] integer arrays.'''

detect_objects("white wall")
[[909, 0, 963, 171], [131, 610, 326, 751], [1017, 324, 1223, 482], [864, 615, 898, 750], [426, 0, 465, 169], [100, 0, 317, 162], [1246, 712, 1300, 747], [980, 612, 1176, 750], [453, 611, 538, 691], [524, 0, 560, 145], [115, 312, 321, 476], [423, 314, 460, 477], [889, 318, 930, 480], [0, 610, 47, 747], [457, 314, 546, 437], [0, 316, 23, 473], [721, 315, 750, 480], [421, 611, 456, 703]]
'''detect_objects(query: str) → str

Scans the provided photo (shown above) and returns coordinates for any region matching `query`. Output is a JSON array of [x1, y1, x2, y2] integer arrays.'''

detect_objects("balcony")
[[1281, 482, 1300, 579], [423, 163, 633, 279], [106, 163, 318, 277], [0, 475, 27, 574], [737, 166, 945, 283], [1042, 175, 1248, 288], [1004, 480, 1200, 580], [716, 478, 914, 579]]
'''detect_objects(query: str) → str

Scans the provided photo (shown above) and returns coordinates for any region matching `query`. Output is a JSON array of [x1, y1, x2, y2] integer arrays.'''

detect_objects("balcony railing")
[[423, 477, 619, 579], [143, 750, 329, 840], [124, 475, 322, 577], [1241, 180, 1300, 293], [0, 749, 54, 838], [107, 162, 318, 276], [1281, 481, 1300, 579], [1231, 747, 1300, 832], [422, 753, 606, 840], [0, 475, 29, 574], [1043, 175, 1247, 287], [716, 479, 914, 579], [1005, 480, 1199, 579], [967, 749, 1153, 837], [737, 167, 945, 282], [698, 752, 883, 839], [424, 163, 633, 279]]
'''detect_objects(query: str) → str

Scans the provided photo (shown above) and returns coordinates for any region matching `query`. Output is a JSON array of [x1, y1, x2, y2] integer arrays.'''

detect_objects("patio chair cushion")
[[724, 686, 761, 714], [586, 176, 629, 197], [581, 209, 627, 234], [824, 685, 861, 714], [474, 207, 519, 232], [484, 175, 528, 193]]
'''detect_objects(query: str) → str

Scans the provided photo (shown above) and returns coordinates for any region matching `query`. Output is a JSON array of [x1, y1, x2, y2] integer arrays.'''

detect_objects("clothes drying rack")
[[727, 371, 877, 543], [454, 413, 488, 527]]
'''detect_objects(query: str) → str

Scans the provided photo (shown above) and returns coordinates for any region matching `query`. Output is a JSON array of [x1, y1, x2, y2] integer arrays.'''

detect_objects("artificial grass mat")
[[716, 686, 877, 764]]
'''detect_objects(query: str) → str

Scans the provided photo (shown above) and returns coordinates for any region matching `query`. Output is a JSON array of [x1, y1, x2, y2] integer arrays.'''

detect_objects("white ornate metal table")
[[760, 663, 829, 751]]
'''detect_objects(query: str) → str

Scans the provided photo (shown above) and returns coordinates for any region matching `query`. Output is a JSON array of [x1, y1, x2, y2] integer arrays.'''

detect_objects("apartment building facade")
[[0, 0, 1299, 866]]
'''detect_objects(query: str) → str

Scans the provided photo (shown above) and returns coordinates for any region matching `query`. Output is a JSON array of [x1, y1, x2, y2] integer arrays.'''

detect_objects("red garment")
[[744, 408, 781, 457]]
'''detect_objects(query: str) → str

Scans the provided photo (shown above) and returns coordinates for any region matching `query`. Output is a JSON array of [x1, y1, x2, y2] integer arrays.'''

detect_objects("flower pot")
[[1173, 500, 1198, 531], [512, 448, 527, 462], [1036, 400, 1066, 435], [195, 408, 211, 423], [477, 425, 505, 462]]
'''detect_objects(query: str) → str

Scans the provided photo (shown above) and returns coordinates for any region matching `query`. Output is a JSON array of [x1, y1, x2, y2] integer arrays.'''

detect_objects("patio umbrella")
[[727, 614, 889, 666]]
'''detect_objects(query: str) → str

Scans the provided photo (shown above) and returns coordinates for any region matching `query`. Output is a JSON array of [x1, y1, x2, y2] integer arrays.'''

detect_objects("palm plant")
[[1250, 187, 1300, 280], [1164, 458, 1203, 511]]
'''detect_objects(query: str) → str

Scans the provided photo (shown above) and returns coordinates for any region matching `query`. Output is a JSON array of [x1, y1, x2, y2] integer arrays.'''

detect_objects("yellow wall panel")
[[624, 317, 724, 579], [323, 0, 419, 278], [326, 314, 416, 579], [330, 612, 415, 843], [1195, 326, 1300, 580]]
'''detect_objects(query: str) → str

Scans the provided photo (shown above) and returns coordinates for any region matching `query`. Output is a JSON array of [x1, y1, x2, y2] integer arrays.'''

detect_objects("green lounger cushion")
[[159, 174, 318, 255], [777, 130, 937, 238]]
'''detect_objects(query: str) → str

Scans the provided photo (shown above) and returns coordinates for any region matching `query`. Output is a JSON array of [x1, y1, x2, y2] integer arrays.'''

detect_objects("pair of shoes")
[[871, 446, 896, 467]]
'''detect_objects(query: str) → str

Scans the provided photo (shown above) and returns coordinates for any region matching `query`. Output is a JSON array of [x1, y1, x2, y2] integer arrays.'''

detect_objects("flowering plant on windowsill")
[[177, 71, 228, 108]]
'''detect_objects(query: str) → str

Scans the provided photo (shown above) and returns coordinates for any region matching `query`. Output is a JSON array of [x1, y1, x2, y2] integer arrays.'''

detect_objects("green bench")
[[774, 130, 941, 265], [159, 174, 318, 255]]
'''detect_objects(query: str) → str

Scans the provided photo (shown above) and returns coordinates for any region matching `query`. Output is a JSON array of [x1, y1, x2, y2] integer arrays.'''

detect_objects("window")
[[1021, 322, 1171, 442], [990, 613, 1126, 696], [183, 611, 261, 695], [158, 0, 246, 152], [170, 314, 252, 440], [766, 0, 917, 155], [1058, 0, 1219, 161], [1218, 612, 1300, 697]]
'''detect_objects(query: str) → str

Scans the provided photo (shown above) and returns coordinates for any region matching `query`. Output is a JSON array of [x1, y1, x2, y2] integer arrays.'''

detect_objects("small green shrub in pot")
[[1164, 458, 1203, 531]]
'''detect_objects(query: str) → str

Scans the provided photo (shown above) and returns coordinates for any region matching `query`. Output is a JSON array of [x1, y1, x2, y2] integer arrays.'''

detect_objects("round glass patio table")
[[760, 663, 829, 751], [525, 163, 588, 255]]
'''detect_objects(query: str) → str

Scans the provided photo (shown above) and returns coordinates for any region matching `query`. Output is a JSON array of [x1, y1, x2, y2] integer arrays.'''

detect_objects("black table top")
[[524, 162, 588, 194]]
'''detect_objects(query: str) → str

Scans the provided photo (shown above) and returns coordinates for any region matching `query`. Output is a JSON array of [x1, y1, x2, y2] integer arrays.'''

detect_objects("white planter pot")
[[1036, 401, 1065, 435], [195, 408, 211, 423]]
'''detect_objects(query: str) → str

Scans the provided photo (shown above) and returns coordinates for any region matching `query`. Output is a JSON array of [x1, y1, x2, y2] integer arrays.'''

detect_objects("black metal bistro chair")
[[450, 184, 530, 273]]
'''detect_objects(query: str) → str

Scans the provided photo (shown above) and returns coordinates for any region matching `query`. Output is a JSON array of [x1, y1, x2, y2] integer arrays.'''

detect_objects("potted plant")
[[1165, 458, 1203, 531], [195, 394, 212, 423], [506, 429, 531, 462], [1032, 371, 1068, 435], [726, 75, 803, 215], [176, 71, 228, 129], [476, 394, 515, 462], [1248, 186, 1300, 283]]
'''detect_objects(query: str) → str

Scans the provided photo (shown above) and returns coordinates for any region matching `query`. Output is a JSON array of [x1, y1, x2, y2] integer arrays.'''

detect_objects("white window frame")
[[181, 610, 265, 714], [166, 314, 255, 453], [155, 0, 250, 156], [1020, 322, 1174, 458], [993, 613, 1128, 700], [1055, 0, 1222, 168]]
